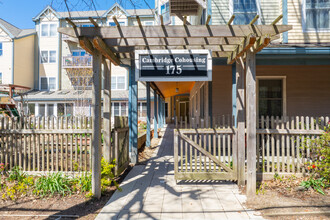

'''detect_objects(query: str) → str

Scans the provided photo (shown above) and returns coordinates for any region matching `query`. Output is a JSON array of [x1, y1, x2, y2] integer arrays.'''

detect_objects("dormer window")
[[305, 0, 330, 31]]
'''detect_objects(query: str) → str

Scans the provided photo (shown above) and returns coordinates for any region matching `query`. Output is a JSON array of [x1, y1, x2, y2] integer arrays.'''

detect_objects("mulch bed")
[[244, 176, 330, 220]]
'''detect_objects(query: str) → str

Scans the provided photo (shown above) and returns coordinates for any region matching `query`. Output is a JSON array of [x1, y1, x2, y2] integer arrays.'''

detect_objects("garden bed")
[[244, 176, 330, 220]]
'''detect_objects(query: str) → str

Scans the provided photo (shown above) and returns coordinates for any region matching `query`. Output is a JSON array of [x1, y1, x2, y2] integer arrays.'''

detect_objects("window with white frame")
[[233, 0, 258, 25], [0, 72, 2, 84], [109, 21, 125, 26], [72, 50, 86, 56], [258, 78, 285, 117], [0, 42, 2, 56], [305, 0, 330, 30], [57, 103, 74, 116], [144, 21, 154, 26], [41, 50, 56, 63], [111, 76, 126, 90], [40, 77, 56, 91], [41, 23, 57, 37]]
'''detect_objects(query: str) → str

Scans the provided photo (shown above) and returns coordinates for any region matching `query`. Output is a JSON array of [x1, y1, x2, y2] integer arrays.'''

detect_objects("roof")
[[34, 4, 154, 21], [14, 89, 153, 102], [0, 18, 36, 39]]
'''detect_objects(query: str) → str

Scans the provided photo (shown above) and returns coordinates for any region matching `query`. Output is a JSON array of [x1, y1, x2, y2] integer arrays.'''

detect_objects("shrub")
[[7, 166, 27, 182], [305, 121, 330, 183], [34, 172, 72, 196]]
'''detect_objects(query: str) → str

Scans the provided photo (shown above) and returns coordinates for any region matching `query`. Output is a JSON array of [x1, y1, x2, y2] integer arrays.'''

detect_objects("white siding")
[[0, 29, 13, 84]]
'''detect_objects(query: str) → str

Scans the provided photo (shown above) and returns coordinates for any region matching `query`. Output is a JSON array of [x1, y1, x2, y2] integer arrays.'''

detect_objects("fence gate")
[[174, 128, 237, 181]]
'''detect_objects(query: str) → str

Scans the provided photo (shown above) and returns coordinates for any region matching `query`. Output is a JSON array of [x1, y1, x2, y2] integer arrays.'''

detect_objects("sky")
[[0, 0, 155, 29]]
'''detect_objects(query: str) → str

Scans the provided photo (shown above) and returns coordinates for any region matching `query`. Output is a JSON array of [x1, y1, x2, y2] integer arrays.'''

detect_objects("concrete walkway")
[[96, 125, 263, 220]]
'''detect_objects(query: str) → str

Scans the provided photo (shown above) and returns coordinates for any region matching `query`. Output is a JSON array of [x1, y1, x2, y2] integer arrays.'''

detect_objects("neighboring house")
[[0, 18, 36, 88], [184, 0, 330, 124], [19, 3, 156, 119]]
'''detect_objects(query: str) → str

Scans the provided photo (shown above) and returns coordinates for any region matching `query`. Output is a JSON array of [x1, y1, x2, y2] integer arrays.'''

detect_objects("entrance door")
[[179, 102, 188, 121]]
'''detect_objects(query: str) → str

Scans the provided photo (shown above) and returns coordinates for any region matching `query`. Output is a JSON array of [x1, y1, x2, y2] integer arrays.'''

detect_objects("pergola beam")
[[254, 35, 271, 53], [58, 25, 292, 39], [92, 36, 121, 66], [78, 37, 94, 55], [103, 37, 245, 47], [227, 34, 256, 64]]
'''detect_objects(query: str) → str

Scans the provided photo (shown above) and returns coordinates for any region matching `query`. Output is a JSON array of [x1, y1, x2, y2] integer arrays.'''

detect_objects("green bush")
[[7, 166, 27, 182], [305, 121, 330, 182], [34, 172, 72, 196]]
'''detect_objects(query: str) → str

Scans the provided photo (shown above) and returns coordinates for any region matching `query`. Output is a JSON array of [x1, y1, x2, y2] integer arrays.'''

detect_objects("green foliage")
[[303, 121, 330, 183], [73, 173, 92, 192], [34, 173, 72, 197], [100, 158, 121, 192], [300, 177, 327, 195], [7, 166, 27, 182], [274, 172, 283, 181]]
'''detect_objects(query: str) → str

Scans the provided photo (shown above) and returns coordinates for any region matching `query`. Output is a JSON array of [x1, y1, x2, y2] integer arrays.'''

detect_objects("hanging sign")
[[135, 50, 212, 82]]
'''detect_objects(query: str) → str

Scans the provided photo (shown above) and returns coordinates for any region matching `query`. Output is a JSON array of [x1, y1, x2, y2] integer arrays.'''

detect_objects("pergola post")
[[128, 59, 138, 164], [163, 100, 166, 125], [208, 81, 213, 127], [158, 95, 162, 129], [236, 59, 246, 187], [146, 82, 151, 147], [103, 59, 112, 162], [246, 48, 257, 197], [154, 92, 158, 138], [91, 51, 102, 199]]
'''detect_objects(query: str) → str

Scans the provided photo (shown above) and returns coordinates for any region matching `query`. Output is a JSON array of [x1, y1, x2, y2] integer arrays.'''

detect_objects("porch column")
[[163, 100, 166, 125], [246, 49, 257, 197], [154, 92, 158, 138], [232, 64, 237, 127], [129, 59, 138, 164], [91, 51, 102, 199], [158, 95, 162, 129], [208, 81, 213, 127], [103, 59, 112, 162], [236, 59, 245, 187], [146, 82, 151, 147]]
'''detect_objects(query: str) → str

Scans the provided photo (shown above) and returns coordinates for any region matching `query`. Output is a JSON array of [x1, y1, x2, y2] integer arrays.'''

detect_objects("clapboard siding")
[[212, 0, 280, 25], [287, 0, 330, 43], [209, 65, 330, 117], [211, 0, 230, 25], [259, 0, 280, 25]]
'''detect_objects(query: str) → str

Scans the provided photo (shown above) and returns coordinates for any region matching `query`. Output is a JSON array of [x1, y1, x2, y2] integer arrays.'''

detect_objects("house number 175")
[[166, 65, 182, 75]]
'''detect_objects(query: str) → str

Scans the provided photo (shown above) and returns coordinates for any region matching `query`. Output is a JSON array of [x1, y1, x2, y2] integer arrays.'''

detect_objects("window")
[[58, 103, 74, 116], [48, 104, 54, 116], [233, 0, 258, 25], [144, 21, 154, 26], [39, 104, 45, 116], [111, 76, 126, 90], [113, 103, 120, 116], [109, 21, 125, 26], [258, 79, 284, 117], [0, 72, 2, 84], [0, 42, 2, 56], [141, 102, 147, 117], [41, 51, 56, 63], [165, 103, 168, 118], [78, 23, 94, 27], [121, 103, 127, 116], [72, 50, 86, 56], [305, 0, 330, 30], [40, 77, 56, 91], [41, 23, 57, 37], [69, 75, 92, 90], [49, 51, 56, 63]]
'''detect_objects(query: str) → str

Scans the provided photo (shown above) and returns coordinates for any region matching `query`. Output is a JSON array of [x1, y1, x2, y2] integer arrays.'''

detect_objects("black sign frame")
[[135, 50, 212, 82]]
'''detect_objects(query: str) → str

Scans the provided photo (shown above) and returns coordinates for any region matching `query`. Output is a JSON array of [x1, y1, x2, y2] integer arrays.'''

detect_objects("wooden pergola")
[[58, 15, 292, 199]]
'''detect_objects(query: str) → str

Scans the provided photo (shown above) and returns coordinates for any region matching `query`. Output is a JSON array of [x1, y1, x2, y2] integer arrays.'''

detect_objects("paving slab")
[[96, 125, 264, 220]]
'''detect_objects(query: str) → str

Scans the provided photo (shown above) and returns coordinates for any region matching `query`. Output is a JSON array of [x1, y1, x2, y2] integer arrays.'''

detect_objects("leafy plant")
[[100, 158, 121, 192], [300, 177, 327, 195], [34, 172, 72, 196], [7, 166, 27, 182]]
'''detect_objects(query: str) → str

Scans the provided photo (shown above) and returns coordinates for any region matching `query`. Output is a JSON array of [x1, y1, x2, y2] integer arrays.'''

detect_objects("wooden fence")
[[256, 116, 329, 177], [174, 128, 237, 181], [176, 115, 235, 129], [0, 116, 130, 174]]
